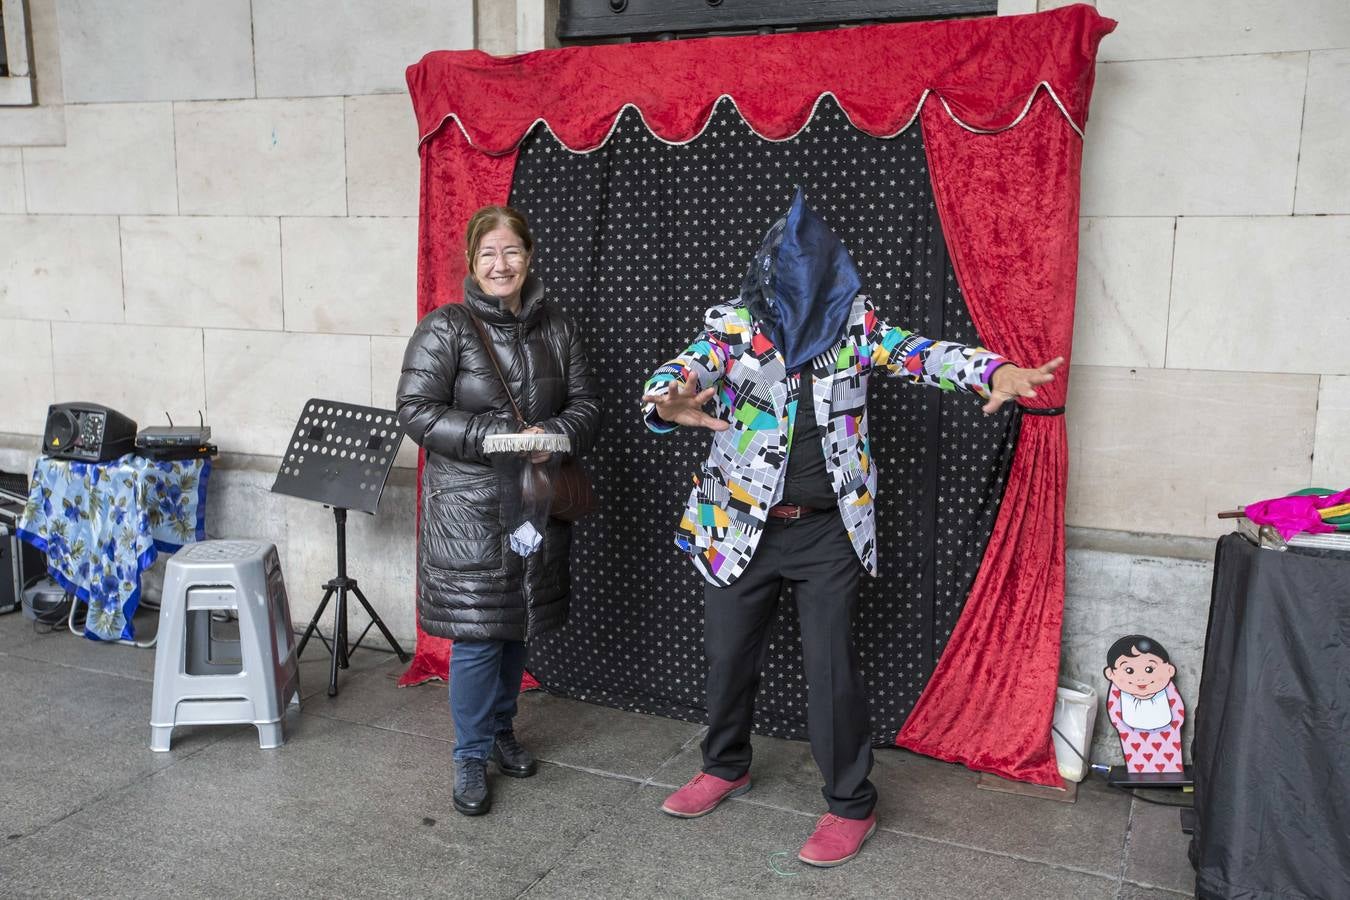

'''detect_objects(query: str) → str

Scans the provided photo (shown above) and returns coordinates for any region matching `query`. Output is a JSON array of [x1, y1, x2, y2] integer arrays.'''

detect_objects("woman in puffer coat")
[[396, 205, 600, 817]]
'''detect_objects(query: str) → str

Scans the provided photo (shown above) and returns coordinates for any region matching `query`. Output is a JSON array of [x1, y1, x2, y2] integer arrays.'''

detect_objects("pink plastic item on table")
[[1243, 487, 1350, 540]]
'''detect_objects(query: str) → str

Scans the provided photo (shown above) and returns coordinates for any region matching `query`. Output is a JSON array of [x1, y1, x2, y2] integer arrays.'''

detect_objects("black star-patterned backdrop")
[[513, 98, 1019, 745]]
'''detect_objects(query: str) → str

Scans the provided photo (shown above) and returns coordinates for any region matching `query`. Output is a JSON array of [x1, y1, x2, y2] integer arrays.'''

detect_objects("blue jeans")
[[449, 639, 528, 761]]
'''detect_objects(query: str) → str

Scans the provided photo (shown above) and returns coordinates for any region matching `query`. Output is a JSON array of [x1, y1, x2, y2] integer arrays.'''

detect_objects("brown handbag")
[[465, 313, 596, 522]]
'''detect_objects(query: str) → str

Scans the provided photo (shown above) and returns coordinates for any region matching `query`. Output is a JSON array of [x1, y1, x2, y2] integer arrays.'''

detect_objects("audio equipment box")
[[42, 402, 138, 463], [136, 425, 212, 449], [0, 483, 44, 614], [136, 412, 213, 460], [137, 442, 218, 462]]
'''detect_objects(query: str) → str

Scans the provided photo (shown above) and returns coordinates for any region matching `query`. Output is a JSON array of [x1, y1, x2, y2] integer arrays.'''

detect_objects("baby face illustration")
[[1104, 649, 1175, 699]]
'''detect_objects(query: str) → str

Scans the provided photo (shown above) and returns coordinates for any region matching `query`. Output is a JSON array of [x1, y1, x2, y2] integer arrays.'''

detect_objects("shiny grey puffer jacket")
[[396, 275, 600, 642]]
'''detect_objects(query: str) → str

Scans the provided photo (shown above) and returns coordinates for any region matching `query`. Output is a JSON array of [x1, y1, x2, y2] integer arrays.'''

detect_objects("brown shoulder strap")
[[464, 312, 525, 424]]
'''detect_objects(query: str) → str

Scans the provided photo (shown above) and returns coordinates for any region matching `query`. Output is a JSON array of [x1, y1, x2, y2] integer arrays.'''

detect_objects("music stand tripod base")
[[271, 399, 410, 696]]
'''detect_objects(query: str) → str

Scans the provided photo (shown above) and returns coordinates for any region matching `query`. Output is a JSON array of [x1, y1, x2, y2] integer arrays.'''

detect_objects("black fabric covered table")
[[1191, 533, 1350, 900]]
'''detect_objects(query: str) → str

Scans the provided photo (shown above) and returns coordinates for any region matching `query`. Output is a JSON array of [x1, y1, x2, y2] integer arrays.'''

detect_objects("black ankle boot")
[[453, 758, 491, 816], [490, 731, 538, 778]]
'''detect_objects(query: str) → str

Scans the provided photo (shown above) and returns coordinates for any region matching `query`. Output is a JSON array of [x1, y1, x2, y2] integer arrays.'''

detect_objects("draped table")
[[1190, 533, 1350, 899], [17, 455, 210, 641]]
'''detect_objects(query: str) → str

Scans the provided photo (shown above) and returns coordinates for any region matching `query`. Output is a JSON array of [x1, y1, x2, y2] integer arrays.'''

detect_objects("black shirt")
[[781, 371, 837, 509]]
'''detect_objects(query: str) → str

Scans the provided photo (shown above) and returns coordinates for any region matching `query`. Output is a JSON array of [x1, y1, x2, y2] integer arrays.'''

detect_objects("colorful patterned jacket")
[[643, 295, 1006, 587]]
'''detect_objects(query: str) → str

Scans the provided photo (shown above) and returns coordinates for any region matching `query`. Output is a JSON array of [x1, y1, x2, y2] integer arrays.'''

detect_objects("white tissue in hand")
[[510, 521, 543, 556]]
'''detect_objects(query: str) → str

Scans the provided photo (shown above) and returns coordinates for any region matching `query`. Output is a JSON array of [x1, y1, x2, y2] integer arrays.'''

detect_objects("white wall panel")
[[121, 217, 283, 330], [252, 0, 473, 98], [58, 0, 255, 103]]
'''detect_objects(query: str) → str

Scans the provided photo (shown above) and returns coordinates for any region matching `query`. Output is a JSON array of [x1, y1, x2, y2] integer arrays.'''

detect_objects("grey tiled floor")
[[0, 607, 1196, 898]]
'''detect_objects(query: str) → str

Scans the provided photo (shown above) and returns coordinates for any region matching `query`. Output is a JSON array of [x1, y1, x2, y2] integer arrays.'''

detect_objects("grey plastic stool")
[[150, 540, 300, 751]]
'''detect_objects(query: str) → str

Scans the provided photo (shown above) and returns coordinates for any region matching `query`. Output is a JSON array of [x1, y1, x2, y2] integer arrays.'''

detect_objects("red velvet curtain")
[[395, 129, 520, 689], [894, 97, 1081, 784], [398, 5, 1114, 787]]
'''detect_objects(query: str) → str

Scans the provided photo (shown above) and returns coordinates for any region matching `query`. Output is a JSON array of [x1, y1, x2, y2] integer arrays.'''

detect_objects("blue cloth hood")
[[740, 188, 862, 374]]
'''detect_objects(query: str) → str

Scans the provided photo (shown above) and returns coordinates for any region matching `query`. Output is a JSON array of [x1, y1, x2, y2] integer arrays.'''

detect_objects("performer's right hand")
[[643, 373, 730, 431]]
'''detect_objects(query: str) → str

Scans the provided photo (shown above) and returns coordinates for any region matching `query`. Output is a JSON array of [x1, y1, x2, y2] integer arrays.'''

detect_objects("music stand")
[[271, 398, 410, 696]]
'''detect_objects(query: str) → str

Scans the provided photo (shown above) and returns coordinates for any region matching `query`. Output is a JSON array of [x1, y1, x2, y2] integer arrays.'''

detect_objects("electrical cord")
[[1052, 723, 1087, 764], [20, 572, 69, 634], [30, 593, 76, 635], [1109, 784, 1194, 808], [1054, 724, 1194, 809]]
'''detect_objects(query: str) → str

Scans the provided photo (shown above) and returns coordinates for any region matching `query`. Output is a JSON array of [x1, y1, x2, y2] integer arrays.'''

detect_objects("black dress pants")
[[701, 509, 877, 819]]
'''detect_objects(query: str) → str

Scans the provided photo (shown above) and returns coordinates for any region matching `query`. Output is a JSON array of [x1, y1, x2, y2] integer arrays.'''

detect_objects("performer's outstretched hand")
[[982, 357, 1064, 415], [644, 373, 730, 431]]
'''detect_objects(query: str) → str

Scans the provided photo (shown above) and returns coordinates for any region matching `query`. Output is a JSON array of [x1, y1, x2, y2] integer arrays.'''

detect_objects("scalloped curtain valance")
[[408, 4, 1112, 152]]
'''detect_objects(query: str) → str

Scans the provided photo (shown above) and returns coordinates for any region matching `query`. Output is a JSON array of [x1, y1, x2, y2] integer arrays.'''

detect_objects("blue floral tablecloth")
[[17, 455, 210, 641]]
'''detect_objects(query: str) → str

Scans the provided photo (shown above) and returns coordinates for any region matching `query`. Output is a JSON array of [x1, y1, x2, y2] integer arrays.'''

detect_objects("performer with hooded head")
[[641, 189, 1061, 867]]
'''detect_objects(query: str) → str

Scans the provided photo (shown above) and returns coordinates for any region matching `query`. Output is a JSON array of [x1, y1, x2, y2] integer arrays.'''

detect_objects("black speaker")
[[42, 402, 138, 462]]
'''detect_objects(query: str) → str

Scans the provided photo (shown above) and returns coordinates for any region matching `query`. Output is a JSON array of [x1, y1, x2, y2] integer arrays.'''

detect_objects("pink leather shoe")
[[660, 772, 751, 818], [797, 812, 878, 867]]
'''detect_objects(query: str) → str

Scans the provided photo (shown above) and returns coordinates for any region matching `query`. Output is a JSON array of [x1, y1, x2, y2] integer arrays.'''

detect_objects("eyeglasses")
[[476, 247, 527, 265]]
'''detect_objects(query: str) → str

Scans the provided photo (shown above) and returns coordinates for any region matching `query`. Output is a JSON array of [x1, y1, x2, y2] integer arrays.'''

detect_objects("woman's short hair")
[[465, 205, 533, 263]]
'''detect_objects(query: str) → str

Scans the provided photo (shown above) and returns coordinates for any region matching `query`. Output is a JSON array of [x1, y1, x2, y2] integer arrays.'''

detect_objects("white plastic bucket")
[[1052, 677, 1098, 783]]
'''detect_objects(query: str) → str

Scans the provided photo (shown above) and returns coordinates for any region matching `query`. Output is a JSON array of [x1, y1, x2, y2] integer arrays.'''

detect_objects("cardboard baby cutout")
[[1104, 635, 1185, 773]]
